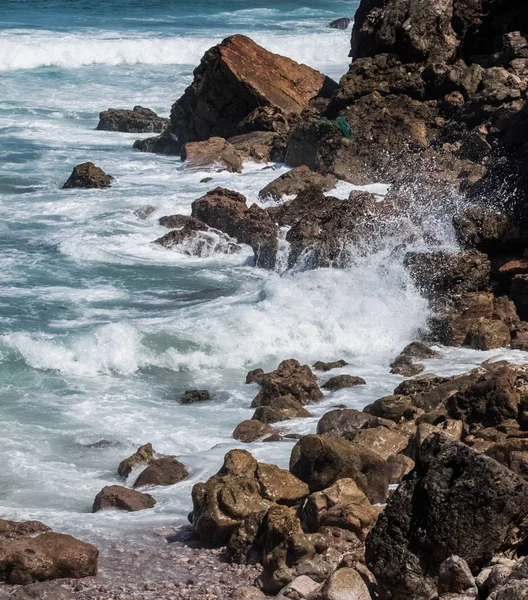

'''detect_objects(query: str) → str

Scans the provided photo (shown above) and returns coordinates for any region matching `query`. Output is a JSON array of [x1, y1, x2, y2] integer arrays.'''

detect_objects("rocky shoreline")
[[5, 0, 528, 598]]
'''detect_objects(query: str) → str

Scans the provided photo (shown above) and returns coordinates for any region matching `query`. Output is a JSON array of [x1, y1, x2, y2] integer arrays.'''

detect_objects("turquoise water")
[[1, 0, 518, 545]]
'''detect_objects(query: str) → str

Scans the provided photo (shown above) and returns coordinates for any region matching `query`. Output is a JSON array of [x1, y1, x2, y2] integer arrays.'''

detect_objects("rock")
[[289, 434, 389, 503], [256, 463, 309, 506], [366, 434, 528, 600], [352, 426, 409, 461], [445, 364, 520, 427], [251, 359, 323, 407], [0, 532, 98, 584], [302, 478, 379, 539], [0, 521, 50, 539], [252, 395, 312, 424], [437, 556, 477, 597], [132, 130, 181, 154], [154, 226, 242, 257], [233, 420, 279, 443], [328, 18, 352, 31], [133, 205, 155, 220], [118, 443, 154, 478], [464, 319, 511, 350], [191, 187, 278, 268], [322, 375, 366, 391], [390, 341, 438, 376], [97, 106, 168, 133], [182, 137, 244, 173], [386, 454, 415, 484], [486, 439, 528, 481], [179, 389, 211, 404], [168, 35, 337, 144], [276, 576, 320, 599], [133, 457, 189, 488], [510, 275, 528, 321], [92, 485, 156, 512], [246, 368, 265, 384], [258, 166, 337, 201], [316, 408, 392, 441], [227, 132, 286, 163], [158, 214, 206, 230], [230, 586, 266, 600], [364, 395, 416, 422], [9, 582, 72, 600], [312, 360, 348, 372], [321, 568, 372, 600], [62, 162, 113, 189]]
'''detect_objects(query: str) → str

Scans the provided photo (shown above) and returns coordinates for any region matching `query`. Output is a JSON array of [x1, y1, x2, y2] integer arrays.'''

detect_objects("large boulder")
[[0, 531, 98, 585], [168, 34, 337, 144], [289, 435, 389, 503], [182, 137, 244, 173], [252, 395, 312, 424], [62, 162, 113, 189], [133, 457, 189, 488], [232, 419, 280, 443], [320, 568, 372, 600], [97, 106, 168, 133], [366, 434, 528, 600], [191, 187, 278, 268], [92, 485, 156, 512]]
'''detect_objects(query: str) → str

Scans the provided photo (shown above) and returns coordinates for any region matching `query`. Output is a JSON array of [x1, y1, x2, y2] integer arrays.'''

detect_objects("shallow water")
[[1, 0, 527, 547]]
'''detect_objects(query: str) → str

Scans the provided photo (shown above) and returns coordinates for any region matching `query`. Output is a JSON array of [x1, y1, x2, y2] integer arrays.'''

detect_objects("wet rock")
[[464, 319, 511, 350], [438, 555, 477, 597], [251, 359, 323, 407], [390, 341, 438, 376], [320, 568, 372, 600], [302, 478, 379, 539], [364, 394, 416, 423], [158, 214, 207, 230], [0, 532, 98, 584], [316, 408, 392, 441], [366, 434, 528, 600], [312, 360, 348, 372], [322, 375, 366, 392], [182, 137, 244, 173], [92, 485, 156, 512], [132, 130, 181, 154], [486, 439, 528, 481], [246, 368, 265, 384], [168, 34, 337, 144], [62, 162, 113, 189], [259, 166, 337, 201], [97, 106, 168, 133], [117, 443, 154, 478], [0, 522, 50, 540], [179, 389, 211, 404], [233, 420, 279, 443], [352, 426, 409, 461], [154, 226, 242, 257], [191, 187, 278, 268], [133, 456, 189, 488], [289, 434, 389, 503], [252, 395, 312, 424], [227, 131, 286, 163], [328, 18, 351, 30]]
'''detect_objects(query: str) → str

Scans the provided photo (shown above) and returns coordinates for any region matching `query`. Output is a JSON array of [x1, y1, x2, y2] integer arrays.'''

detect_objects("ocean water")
[[1, 0, 527, 547]]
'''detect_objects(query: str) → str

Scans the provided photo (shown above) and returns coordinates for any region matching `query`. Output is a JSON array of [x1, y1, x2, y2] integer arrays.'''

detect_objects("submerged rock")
[[97, 106, 168, 133], [118, 443, 154, 478], [92, 485, 156, 512], [179, 389, 211, 404], [312, 360, 348, 372], [328, 18, 352, 30], [62, 162, 113, 189]]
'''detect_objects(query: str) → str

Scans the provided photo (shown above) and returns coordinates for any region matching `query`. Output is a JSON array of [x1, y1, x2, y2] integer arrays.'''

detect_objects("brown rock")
[[322, 375, 366, 392], [0, 521, 50, 540], [9, 581, 72, 600], [259, 166, 337, 201], [252, 395, 312, 424], [233, 420, 279, 443], [289, 434, 389, 503], [246, 368, 265, 384], [352, 426, 409, 461], [228, 131, 285, 163], [0, 533, 98, 584], [179, 389, 211, 404], [97, 106, 168, 133], [465, 319, 511, 350], [182, 137, 244, 173], [158, 214, 207, 230], [256, 463, 309, 505], [133, 456, 188, 488], [316, 408, 393, 441], [486, 439, 528, 481], [364, 395, 416, 422], [92, 485, 156, 512], [191, 187, 278, 268], [118, 443, 154, 478], [321, 568, 372, 600], [312, 360, 348, 372], [62, 162, 113, 189], [386, 454, 415, 484]]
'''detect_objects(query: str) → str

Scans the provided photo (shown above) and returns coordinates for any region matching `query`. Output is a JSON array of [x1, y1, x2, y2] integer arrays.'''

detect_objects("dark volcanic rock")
[[0, 532, 98, 584], [133, 130, 181, 154], [92, 485, 156, 512], [0, 521, 51, 540], [97, 106, 168, 133], [133, 456, 189, 488], [367, 433, 528, 600], [328, 18, 351, 30], [191, 187, 278, 268], [168, 34, 337, 145], [179, 389, 211, 404], [62, 162, 113, 189]]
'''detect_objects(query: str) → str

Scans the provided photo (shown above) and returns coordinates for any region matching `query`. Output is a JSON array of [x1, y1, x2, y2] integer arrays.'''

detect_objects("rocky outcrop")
[[133, 457, 189, 488], [92, 485, 156, 512], [366, 433, 528, 600], [167, 35, 337, 145], [97, 106, 168, 133], [62, 162, 113, 189], [118, 443, 154, 478], [0, 523, 98, 585], [182, 137, 244, 173], [191, 187, 278, 268]]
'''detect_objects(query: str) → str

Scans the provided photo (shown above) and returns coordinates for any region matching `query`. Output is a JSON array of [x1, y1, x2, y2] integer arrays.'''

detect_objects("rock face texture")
[[168, 34, 337, 144], [97, 106, 168, 133], [92, 485, 156, 512], [366, 433, 528, 600], [62, 162, 113, 189]]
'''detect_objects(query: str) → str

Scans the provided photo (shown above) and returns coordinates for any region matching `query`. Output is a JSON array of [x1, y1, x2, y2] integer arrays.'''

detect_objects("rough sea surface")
[[1, 0, 527, 554]]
